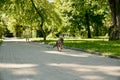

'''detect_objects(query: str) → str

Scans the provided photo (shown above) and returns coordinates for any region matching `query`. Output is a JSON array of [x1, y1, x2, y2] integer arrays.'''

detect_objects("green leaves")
[[0, 0, 111, 39], [54, 0, 109, 37]]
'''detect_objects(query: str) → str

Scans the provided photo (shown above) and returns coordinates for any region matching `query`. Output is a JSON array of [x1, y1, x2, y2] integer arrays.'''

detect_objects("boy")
[[25, 28, 30, 42]]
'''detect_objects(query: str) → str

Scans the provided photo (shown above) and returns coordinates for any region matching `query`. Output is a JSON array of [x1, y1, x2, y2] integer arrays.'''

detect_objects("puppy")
[[53, 37, 64, 52]]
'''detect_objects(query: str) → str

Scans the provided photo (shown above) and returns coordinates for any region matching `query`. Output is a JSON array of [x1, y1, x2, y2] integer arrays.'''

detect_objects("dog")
[[53, 37, 64, 52]]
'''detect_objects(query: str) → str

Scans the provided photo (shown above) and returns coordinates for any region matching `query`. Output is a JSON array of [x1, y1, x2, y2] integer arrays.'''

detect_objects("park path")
[[0, 38, 120, 80]]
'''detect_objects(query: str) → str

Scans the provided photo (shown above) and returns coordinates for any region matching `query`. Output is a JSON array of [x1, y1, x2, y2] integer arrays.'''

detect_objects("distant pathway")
[[0, 38, 120, 80]]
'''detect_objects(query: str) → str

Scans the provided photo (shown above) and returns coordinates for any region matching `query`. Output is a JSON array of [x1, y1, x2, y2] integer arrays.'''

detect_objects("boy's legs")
[[26, 35, 29, 42]]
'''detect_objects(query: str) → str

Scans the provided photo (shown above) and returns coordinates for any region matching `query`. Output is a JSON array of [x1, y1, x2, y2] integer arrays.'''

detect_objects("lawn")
[[64, 39, 120, 56], [32, 38, 120, 56]]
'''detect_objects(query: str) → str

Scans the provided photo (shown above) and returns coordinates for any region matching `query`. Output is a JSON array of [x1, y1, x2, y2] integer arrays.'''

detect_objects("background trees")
[[0, 0, 119, 41], [0, 0, 61, 40], [54, 0, 109, 38]]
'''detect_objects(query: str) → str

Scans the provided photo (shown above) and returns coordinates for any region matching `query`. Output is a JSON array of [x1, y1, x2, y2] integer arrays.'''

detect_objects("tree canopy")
[[0, 0, 119, 41]]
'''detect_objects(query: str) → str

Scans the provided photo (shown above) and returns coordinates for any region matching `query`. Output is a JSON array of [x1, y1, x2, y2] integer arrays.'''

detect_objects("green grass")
[[64, 40, 120, 56], [32, 38, 120, 56]]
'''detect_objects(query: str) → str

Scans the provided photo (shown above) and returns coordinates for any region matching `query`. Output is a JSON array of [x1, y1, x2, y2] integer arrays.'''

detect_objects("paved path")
[[0, 39, 120, 80]]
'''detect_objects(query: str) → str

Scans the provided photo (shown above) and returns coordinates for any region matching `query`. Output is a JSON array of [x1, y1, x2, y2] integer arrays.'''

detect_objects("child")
[[25, 28, 30, 42]]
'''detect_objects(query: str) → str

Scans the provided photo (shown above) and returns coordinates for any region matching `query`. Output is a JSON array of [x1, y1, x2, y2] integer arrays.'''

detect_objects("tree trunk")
[[116, 0, 120, 39], [40, 22, 46, 41], [30, 0, 46, 41], [85, 11, 91, 38], [108, 0, 120, 40]]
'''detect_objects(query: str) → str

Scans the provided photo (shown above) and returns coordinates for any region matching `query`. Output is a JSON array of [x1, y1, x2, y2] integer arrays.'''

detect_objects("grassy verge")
[[64, 39, 120, 56], [32, 38, 120, 56]]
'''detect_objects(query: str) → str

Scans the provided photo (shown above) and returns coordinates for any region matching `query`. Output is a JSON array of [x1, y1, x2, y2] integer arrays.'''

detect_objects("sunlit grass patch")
[[64, 40, 120, 56]]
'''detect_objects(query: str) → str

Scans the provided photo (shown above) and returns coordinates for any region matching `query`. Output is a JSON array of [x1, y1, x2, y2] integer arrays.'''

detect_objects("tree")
[[54, 0, 84, 37], [0, 0, 113, 40], [30, 0, 46, 40], [0, 0, 61, 40], [108, 0, 120, 40], [30, 0, 61, 40], [54, 0, 108, 38]]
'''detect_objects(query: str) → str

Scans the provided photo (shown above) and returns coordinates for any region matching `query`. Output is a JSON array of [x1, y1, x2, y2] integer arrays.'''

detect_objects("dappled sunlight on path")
[[44, 50, 91, 58], [0, 63, 38, 69], [48, 63, 120, 77], [0, 63, 38, 75]]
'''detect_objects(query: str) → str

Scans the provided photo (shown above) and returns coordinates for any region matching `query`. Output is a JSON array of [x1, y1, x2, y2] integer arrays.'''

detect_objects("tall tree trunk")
[[108, 0, 120, 40], [40, 22, 46, 41], [116, 0, 120, 40], [85, 11, 91, 38], [30, 0, 46, 41]]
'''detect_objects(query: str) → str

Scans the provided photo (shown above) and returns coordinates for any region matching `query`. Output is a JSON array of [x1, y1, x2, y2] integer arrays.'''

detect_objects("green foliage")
[[0, 16, 6, 38], [0, 0, 111, 40], [14, 24, 23, 37], [0, 0, 61, 38], [54, 0, 84, 35], [54, 0, 110, 37]]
